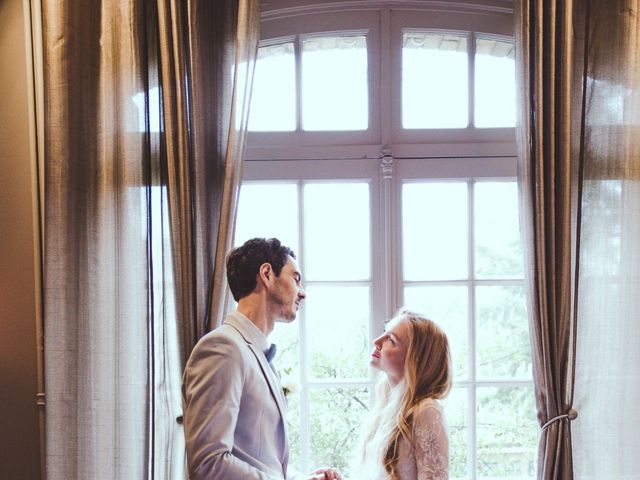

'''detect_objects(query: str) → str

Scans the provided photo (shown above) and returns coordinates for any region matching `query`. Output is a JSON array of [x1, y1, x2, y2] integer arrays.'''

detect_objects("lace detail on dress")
[[385, 399, 446, 480], [413, 405, 448, 480], [352, 397, 449, 480]]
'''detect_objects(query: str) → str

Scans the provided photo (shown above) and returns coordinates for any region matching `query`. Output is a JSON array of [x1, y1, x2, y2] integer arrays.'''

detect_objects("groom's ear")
[[257, 262, 273, 287]]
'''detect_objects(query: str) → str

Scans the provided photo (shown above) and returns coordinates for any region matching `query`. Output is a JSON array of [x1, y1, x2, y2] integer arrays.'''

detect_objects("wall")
[[0, 0, 43, 478]]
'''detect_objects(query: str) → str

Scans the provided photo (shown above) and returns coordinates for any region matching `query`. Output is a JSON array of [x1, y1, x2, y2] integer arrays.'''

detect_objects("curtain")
[[41, 0, 259, 478], [154, 0, 259, 477], [157, 0, 260, 357], [517, 1, 640, 478], [515, 1, 588, 478], [572, 1, 640, 478]]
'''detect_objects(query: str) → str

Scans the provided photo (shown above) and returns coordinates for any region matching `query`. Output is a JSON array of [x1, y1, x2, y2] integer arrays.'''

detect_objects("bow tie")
[[265, 343, 277, 363]]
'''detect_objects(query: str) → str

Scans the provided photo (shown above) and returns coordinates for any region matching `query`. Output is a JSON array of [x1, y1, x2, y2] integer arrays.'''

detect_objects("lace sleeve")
[[412, 401, 449, 480]]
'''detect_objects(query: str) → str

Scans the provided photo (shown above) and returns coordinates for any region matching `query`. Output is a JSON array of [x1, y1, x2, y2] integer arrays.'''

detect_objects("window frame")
[[247, 10, 382, 149], [246, 4, 517, 161], [389, 9, 516, 145], [394, 160, 533, 477], [238, 1, 535, 478]]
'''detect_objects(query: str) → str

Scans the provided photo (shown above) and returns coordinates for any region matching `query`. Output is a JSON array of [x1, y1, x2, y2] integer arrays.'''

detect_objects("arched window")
[[235, 1, 536, 478]]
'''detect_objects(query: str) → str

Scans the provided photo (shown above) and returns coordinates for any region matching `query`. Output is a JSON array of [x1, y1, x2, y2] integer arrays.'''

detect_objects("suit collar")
[[224, 311, 270, 353]]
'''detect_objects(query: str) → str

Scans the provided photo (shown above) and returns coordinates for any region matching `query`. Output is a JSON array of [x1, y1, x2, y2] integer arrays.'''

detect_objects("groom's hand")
[[308, 467, 343, 480]]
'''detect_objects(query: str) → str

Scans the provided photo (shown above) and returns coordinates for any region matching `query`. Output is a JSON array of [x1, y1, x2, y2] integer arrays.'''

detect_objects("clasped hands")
[[307, 467, 343, 480]]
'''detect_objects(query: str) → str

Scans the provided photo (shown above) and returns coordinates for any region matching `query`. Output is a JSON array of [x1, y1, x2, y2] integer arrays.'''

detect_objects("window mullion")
[[380, 149, 397, 320], [468, 179, 478, 479], [468, 31, 476, 128], [380, 7, 392, 146], [295, 36, 302, 132], [298, 180, 311, 472]]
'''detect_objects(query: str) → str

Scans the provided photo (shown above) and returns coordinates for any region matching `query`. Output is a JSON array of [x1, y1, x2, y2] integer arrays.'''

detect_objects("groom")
[[182, 237, 341, 480]]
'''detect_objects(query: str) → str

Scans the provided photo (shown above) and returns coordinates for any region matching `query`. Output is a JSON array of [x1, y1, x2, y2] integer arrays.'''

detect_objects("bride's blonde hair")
[[358, 308, 452, 479]]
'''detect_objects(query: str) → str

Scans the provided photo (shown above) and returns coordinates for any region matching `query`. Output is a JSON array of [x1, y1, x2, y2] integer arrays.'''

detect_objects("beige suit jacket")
[[182, 312, 302, 480]]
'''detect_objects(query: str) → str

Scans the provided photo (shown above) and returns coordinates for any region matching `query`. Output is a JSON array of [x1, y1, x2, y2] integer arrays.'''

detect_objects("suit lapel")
[[247, 343, 289, 430], [224, 317, 290, 450]]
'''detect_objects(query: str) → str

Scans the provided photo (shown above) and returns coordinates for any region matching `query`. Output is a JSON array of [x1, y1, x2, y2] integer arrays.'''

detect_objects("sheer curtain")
[[517, 0, 640, 479], [41, 0, 259, 478], [572, 1, 640, 478]]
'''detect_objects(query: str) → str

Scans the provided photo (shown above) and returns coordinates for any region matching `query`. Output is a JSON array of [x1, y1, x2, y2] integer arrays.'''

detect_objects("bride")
[[351, 308, 452, 480]]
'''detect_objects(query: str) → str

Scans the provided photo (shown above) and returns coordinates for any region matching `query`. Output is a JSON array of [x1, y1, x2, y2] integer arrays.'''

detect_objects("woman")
[[353, 308, 452, 480]]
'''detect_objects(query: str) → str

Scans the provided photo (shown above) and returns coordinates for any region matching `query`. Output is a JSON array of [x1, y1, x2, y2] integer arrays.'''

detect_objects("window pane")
[[402, 32, 468, 129], [306, 286, 370, 380], [235, 183, 299, 253], [403, 286, 468, 380], [403, 182, 468, 280], [302, 35, 368, 131], [476, 286, 531, 380], [475, 38, 516, 128], [304, 182, 370, 280], [271, 320, 301, 380], [249, 43, 296, 131], [477, 386, 538, 480], [442, 387, 469, 480], [282, 387, 302, 469], [270, 324, 302, 468], [475, 182, 524, 279], [309, 387, 370, 476]]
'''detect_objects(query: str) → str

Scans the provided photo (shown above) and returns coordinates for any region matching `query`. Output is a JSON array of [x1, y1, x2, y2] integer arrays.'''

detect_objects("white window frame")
[[239, 1, 534, 478], [248, 10, 382, 150]]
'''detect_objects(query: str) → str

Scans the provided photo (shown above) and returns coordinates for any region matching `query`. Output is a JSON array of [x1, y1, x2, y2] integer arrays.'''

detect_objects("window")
[[402, 32, 469, 129], [475, 38, 516, 128], [401, 32, 516, 130], [235, 174, 377, 473], [248, 34, 370, 133], [400, 178, 534, 479], [301, 35, 369, 131], [237, 3, 535, 479], [248, 42, 296, 131]]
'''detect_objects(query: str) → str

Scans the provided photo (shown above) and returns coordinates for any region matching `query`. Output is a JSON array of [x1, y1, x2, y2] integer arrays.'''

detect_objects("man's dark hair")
[[226, 237, 296, 301]]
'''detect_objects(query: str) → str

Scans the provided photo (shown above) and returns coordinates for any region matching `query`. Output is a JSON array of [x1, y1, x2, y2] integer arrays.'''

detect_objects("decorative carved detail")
[[380, 147, 394, 180]]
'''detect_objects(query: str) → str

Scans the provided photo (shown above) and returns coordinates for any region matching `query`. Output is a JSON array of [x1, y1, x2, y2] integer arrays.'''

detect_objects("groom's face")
[[268, 256, 306, 323]]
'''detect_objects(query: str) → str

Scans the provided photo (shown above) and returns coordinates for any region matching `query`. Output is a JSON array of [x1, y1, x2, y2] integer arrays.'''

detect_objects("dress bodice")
[[352, 398, 449, 480]]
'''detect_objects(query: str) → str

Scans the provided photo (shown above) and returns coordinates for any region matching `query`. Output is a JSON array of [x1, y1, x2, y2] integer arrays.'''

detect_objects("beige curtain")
[[517, 0, 640, 478], [157, 0, 260, 358], [42, 0, 259, 478], [572, 1, 640, 478], [515, 1, 589, 478]]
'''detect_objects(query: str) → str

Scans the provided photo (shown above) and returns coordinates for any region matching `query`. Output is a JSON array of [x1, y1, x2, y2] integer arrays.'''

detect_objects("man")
[[182, 238, 342, 480]]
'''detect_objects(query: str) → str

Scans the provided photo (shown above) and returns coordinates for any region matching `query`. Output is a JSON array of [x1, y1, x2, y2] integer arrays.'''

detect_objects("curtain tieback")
[[541, 408, 578, 431]]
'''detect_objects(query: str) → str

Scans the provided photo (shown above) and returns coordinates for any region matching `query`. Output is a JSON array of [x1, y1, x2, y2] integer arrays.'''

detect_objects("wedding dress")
[[352, 398, 449, 480]]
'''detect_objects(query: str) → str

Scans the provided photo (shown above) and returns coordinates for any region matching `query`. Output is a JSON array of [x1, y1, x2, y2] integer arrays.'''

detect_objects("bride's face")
[[370, 317, 409, 386]]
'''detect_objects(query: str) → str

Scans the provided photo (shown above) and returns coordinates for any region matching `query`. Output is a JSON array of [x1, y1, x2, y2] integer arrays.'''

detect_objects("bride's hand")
[[308, 467, 343, 480]]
